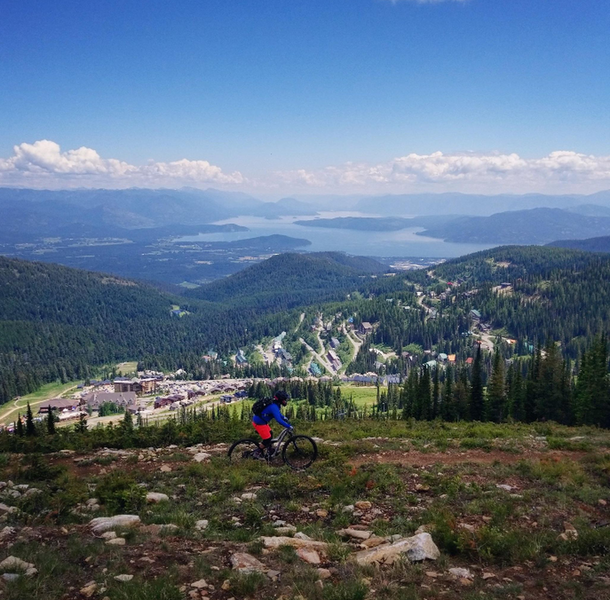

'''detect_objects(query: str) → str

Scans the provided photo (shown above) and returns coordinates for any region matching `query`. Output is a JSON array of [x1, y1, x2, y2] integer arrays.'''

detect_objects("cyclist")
[[252, 390, 293, 457]]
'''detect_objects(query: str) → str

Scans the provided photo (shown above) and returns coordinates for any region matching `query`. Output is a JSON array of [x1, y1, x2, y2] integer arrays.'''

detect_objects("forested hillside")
[[186, 252, 388, 309], [2, 246, 610, 427]]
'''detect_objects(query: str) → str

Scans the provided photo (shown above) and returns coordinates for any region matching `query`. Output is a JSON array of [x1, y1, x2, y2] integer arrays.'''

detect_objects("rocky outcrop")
[[352, 533, 440, 566]]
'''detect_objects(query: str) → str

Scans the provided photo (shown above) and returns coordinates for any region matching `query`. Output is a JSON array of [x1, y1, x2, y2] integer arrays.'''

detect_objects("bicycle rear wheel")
[[282, 435, 318, 470], [228, 439, 262, 464]]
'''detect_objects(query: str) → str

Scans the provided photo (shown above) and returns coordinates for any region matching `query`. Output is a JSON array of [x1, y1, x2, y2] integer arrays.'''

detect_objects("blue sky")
[[1, 0, 609, 195]]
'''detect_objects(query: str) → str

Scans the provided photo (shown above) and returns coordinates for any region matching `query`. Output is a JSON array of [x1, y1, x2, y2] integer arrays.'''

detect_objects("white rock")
[[449, 567, 473, 579], [337, 528, 372, 540], [0, 556, 34, 571], [90, 515, 141, 535], [260, 536, 329, 552], [294, 532, 313, 541], [191, 579, 208, 589], [193, 453, 212, 463], [296, 548, 321, 565], [274, 526, 297, 535], [353, 533, 440, 566], [101, 531, 117, 540], [230, 552, 266, 573], [195, 519, 209, 531], [80, 582, 97, 598], [0, 503, 17, 514], [106, 537, 126, 546], [241, 493, 257, 501], [342, 505, 355, 513], [159, 524, 179, 533], [114, 574, 133, 582], [496, 484, 514, 492], [146, 492, 170, 504]]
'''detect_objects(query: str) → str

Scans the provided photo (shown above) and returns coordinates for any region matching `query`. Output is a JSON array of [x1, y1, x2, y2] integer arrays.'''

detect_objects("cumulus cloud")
[[2, 141, 610, 194], [274, 151, 610, 193], [0, 140, 243, 187]]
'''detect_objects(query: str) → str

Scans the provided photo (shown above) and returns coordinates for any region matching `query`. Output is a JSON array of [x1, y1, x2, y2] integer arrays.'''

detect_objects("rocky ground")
[[0, 423, 608, 600]]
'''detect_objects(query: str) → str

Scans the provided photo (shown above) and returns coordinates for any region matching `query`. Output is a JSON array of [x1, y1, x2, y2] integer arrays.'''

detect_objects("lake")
[[177, 212, 495, 258]]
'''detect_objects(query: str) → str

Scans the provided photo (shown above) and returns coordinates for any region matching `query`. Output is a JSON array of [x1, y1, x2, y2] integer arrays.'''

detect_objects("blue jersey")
[[252, 402, 291, 429]]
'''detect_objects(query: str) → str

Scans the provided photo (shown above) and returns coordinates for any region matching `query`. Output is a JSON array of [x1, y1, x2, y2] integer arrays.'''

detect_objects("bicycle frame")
[[266, 427, 293, 459]]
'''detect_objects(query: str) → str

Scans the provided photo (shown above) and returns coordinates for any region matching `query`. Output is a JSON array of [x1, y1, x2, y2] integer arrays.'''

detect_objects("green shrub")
[[95, 471, 146, 514]]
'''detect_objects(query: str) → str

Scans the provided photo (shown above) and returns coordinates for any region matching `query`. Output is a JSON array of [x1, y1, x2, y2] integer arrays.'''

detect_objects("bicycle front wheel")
[[228, 439, 262, 464], [282, 435, 318, 470]]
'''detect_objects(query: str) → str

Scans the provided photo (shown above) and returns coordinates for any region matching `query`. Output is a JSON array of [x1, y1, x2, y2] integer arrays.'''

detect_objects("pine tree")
[[76, 411, 88, 433], [470, 344, 485, 421], [16, 414, 23, 437], [25, 402, 36, 436], [487, 350, 506, 422], [121, 410, 134, 433], [46, 407, 56, 434]]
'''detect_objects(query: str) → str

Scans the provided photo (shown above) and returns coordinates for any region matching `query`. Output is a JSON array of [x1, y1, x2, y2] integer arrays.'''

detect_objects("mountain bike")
[[228, 427, 318, 470]]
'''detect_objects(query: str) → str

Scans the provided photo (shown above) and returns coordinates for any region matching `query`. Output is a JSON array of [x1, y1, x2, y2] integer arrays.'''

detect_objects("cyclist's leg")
[[253, 422, 273, 455]]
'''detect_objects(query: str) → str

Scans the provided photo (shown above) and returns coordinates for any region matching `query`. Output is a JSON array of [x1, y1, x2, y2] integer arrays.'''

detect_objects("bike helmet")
[[274, 390, 290, 406]]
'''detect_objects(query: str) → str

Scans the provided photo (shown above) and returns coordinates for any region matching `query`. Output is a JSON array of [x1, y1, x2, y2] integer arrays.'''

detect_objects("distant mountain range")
[[352, 190, 610, 217], [417, 207, 610, 244]]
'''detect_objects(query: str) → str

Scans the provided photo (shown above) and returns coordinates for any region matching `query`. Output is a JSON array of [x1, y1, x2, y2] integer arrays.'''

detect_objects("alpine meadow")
[[1, 1, 610, 599]]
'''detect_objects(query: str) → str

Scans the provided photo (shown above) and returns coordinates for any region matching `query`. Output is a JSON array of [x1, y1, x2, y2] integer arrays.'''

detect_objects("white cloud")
[[274, 151, 610, 193], [0, 140, 243, 187], [2, 141, 610, 194]]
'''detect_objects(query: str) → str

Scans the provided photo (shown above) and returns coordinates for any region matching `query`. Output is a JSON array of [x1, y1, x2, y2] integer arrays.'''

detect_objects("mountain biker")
[[252, 390, 293, 456]]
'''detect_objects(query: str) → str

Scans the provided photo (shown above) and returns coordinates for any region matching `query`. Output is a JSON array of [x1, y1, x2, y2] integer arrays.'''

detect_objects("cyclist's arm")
[[268, 403, 292, 428]]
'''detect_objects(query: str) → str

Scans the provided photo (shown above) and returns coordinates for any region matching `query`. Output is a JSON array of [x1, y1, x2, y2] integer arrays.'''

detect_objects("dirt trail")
[[349, 449, 589, 467]]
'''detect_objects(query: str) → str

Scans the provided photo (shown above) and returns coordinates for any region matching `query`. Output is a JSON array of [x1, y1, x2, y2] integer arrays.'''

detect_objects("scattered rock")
[[316, 509, 329, 518], [317, 568, 332, 580], [193, 453, 212, 463], [449, 568, 473, 579], [0, 526, 16, 540], [90, 515, 141, 535], [267, 569, 281, 581], [559, 522, 578, 542], [353, 533, 440, 566], [146, 492, 169, 504], [482, 572, 496, 580], [359, 536, 388, 550], [106, 538, 126, 546], [338, 528, 372, 541], [2, 573, 19, 582], [0, 503, 18, 514], [114, 574, 134, 582], [80, 582, 98, 598], [296, 548, 321, 565], [294, 532, 313, 541], [342, 505, 355, 513], [159, 524, 179, 534], [599, 499, 607, 506], [0, 556, 34, 571], [260, 536, 329, 553], [241, 493, 257, 501], [230, 553, 266, 573], [415, 484, 430, 492], [355, 501, 372, 510], [195, 520, 209, 531], [159, 465, 172, 473], [274, 526, 297, 535], [101, 531, 117, 540], [496, 484, 515, 492], [191, 579, 208, 589]]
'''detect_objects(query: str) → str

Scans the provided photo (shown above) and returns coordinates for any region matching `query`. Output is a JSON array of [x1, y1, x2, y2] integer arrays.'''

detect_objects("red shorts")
[[253, 422, 272, 440]]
